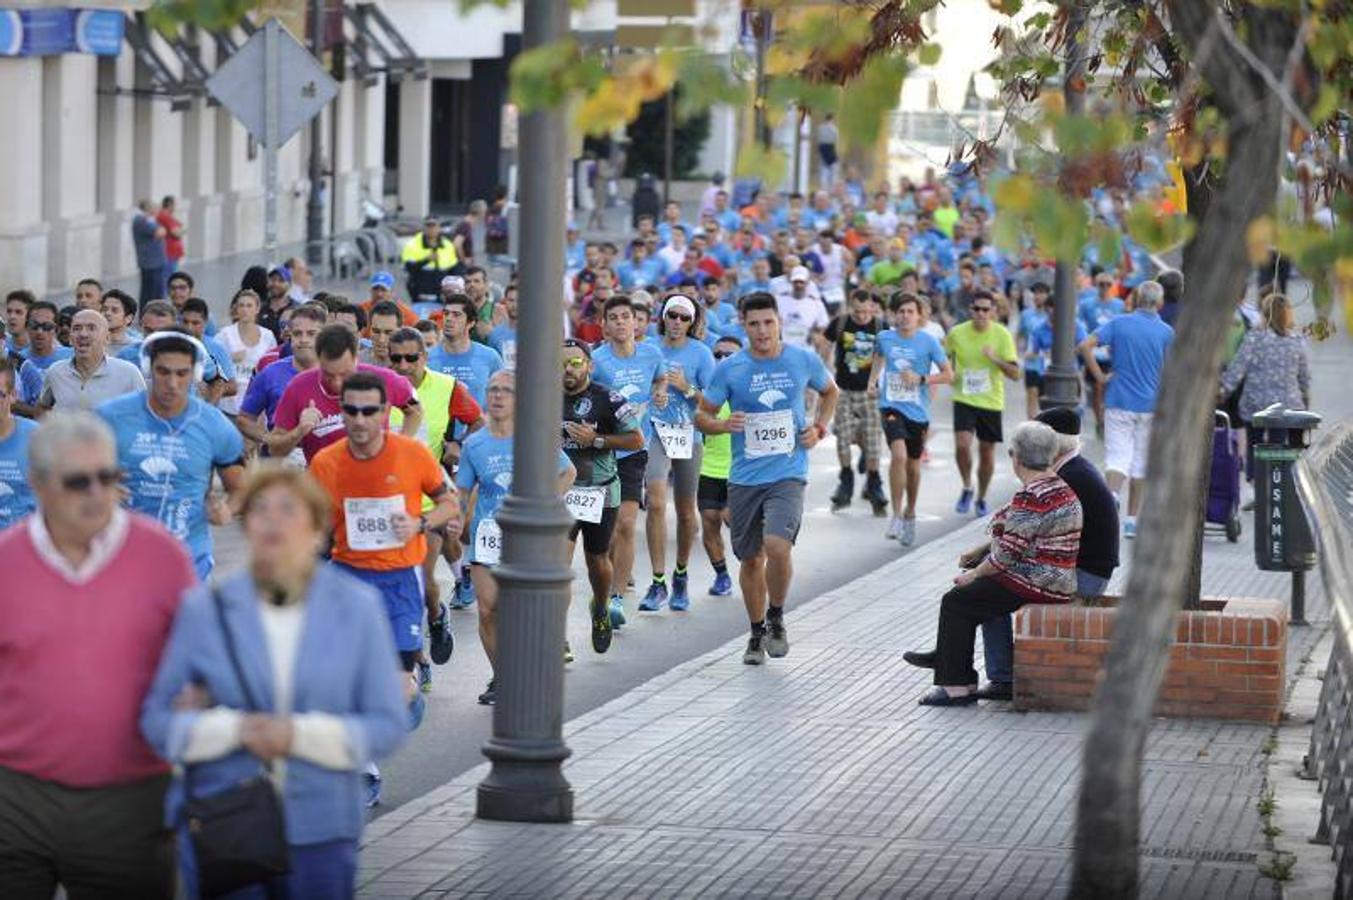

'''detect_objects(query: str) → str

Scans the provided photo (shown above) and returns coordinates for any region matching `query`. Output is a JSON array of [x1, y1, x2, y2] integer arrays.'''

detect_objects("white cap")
[[630, 289, 654, 311], [441, 275, 465, 291], [790, 265, 810, 282], [663, 295, 697, 318]]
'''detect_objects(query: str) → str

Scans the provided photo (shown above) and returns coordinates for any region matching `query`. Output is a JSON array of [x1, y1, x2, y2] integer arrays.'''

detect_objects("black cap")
[[1036, 407, 1081, 436]]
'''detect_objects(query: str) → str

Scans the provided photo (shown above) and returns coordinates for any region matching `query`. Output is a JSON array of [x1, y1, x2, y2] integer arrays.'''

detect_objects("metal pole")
[[753, 9, 771, 150], [263, 19, 280, 261], [477, 0, 574, 823], [306, 0, 325, 266], [1292, 570, 1307, 626], [663, 87, 674, 206], [1040, 1, 1087, 411]]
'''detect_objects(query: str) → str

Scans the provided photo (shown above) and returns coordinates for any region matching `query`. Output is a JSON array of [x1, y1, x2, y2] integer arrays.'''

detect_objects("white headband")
[[664, 295, 696, 318]]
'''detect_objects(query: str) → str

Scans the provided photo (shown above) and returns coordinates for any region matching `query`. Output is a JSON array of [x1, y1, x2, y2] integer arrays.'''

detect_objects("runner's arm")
[[931, 359, 955, 387], [557, 462, 577, 493], [813, 378, 840, 433], [235, 412, 269, 444], [1077, 334, 1106, 383], [422, 482, 460, 533], [866, 354, 884, 396], [396, 397, 423, 440]]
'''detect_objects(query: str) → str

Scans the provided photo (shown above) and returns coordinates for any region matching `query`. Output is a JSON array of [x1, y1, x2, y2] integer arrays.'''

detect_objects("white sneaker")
[[1123, 518, 1137, 539], [900, 517, 917, 547], [885, 517, 904, 541]]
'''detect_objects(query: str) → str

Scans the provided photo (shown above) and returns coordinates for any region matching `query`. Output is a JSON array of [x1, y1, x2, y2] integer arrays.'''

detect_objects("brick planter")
[[1012, 597, 1288, 724]]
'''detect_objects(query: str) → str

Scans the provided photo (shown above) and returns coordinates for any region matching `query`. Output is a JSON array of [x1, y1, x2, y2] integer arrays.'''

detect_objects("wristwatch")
[[919, 375, 928, 385], [592, 436, 606, 449], [814, 422, 829, 439]]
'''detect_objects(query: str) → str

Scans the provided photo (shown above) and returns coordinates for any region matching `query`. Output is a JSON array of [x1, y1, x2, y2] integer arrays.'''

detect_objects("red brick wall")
[[1012, 598, 1288, 724]]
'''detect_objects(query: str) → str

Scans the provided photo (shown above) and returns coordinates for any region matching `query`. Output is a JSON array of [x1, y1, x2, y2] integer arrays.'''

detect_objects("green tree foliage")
[[621, 88, 711, 179]]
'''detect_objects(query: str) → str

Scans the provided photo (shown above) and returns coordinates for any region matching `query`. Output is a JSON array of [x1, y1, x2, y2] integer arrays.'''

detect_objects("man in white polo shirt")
[[37, 310, 145, 415]]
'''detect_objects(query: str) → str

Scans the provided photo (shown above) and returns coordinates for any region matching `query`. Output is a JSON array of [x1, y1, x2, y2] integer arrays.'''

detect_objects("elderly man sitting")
[[904, 421, 1082, 706]]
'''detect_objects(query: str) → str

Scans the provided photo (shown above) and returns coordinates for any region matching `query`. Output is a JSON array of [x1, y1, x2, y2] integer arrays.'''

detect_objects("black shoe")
[[830, 470, 854, 511], [862, 473, 888, 516], [918, 687, 978, 707], [766, 618, 789, 658], [857, 454, 867, 475], [590, 598, 613, 654], [903, 649, 937, 669], [743, 631, 766, 665], [428, 602, 454, 665], [975, 682, 1013, 701], [477, 679, 497, 705]]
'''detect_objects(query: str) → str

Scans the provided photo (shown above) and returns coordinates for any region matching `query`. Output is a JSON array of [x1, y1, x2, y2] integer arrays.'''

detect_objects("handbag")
[[183, 590, 291, 897]]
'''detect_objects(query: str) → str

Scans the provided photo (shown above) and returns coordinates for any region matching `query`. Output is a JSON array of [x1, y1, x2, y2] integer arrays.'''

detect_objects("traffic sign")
[[206, 17, 337, 149]]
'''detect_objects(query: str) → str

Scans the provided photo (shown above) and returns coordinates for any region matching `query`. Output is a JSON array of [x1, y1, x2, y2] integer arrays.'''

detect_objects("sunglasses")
[[971, 306, 994, 314], [714, 351, 734, 360], [562, 358, 588, 370], [60, 467, 121, 492], [341, 404, 384, 418], [388, 353, 422, 364], [665, 312, 693, 322], [28, 321, 56, 332]]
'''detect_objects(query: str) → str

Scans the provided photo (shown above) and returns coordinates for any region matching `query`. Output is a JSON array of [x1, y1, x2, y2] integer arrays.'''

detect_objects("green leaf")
[[735, 144, 787, 187], [837, 55, 909, 147], [917, 43, 942, 66]]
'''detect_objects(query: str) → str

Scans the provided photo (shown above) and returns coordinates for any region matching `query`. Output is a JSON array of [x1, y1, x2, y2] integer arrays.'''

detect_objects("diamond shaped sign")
[[206, 18, 338, 149]]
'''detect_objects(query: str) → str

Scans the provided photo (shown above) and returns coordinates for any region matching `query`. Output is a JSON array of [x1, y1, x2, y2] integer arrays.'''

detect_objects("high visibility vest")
[[400, 233, 459, 271]]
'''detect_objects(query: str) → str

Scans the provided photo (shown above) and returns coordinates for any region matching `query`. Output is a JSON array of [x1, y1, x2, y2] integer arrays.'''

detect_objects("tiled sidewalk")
[[357, 514, 1324, 898]]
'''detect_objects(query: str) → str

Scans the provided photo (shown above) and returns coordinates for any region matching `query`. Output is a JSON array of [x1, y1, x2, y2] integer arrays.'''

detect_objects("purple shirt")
[[239, 358, 301, 426]]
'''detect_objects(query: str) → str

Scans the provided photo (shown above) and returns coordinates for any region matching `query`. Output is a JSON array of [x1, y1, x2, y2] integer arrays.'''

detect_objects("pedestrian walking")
[[157, 195, 186, 274], [141, 465, 408, 899], [0, 412, 195, 899], [700, 292, 839, 665], [133, 199, 169, 307], [1078, 279, 1175, 538], [817, 114, 839, 189]]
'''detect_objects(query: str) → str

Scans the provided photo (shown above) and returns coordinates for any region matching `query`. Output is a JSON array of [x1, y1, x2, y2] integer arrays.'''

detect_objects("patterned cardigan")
[[988, 473, 1083, 604]]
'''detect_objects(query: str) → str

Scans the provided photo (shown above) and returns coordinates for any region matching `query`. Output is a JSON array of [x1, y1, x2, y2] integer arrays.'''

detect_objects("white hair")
[[1136, 280, 1164, 309], [28, 412, 116, 479], [1010, 421, 1060, 471], [1055, 433, 1080, 458]]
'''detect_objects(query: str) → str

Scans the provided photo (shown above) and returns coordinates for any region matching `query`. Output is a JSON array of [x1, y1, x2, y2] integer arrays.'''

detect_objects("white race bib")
[[653, 419, 694, 460], [475, 517, 503, 566], [783, 321, 810, 347], [564, 485, 606, 523], [344, 496, 406, 551], [962, 368, 992, 396], [744, 409, 796, 458], [886, 371, 920, 405], [502, 341, 517, 370]]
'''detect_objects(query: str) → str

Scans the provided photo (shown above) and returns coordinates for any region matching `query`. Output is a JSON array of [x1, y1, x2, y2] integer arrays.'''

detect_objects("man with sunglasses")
[[387, 327, 484, 687], [309, 372, 461, 806], [99, 330, 245, 577], [700, 292, 838, 665], [0, 412, 195, 899], [459, 369, 575, 703], [0, 358, 36, 529], [562, 339, 645, 657], [944, 289, 1019, 518], [14, 301, 73, 418], [592, 295, 668, 627], [639, 295, 716, 612]]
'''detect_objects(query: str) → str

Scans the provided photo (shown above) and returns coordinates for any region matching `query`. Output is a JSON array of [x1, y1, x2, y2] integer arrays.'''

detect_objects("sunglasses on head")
[[388, 353, 422, 364], [341, 404, 384, 418], [60, 467, 121, 492], [28, 321, 56, 332]]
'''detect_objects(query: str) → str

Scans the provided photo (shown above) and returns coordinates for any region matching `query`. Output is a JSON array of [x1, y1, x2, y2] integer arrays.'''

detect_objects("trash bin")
[[1251, 404, 1321, 623]]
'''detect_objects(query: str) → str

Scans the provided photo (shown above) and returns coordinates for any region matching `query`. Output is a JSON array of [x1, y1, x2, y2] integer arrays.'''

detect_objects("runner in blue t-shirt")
[[456, 369, 574, 705], [1077, 273, 1126, 434], [426, 295, 504, 406], [638, 294, 717, 613], [591, 295, 668, 627], [869, 293, 953, 547], [97, 332, 246, 580], [14, 301, 72, 414], [0, 361, 36, 530], [1018, 282, 1051, 419], [700, 292, 837, 666]]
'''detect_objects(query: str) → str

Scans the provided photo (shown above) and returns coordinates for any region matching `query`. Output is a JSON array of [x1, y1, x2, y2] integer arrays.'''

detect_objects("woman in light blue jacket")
[[142, 466, 408, 899]]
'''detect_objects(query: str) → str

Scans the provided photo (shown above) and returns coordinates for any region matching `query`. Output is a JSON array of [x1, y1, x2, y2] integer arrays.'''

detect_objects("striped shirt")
[[988, 474, 1082, 604]]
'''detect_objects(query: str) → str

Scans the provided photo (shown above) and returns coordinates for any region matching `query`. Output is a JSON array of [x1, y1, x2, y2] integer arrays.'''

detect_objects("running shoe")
[[415, 660, 433, 694], [639, 581, 667, 612], [743, 631, 766, 665], [590, 599, 613, 654], [477, 679, 497, 706], [609, 594, 627, 627], [766, 617, 790, 658], [364, 771, 383, 808], [955, 488, 974, 515], [564, 642, 575, 664], [974, 498, 989, 518], [428, 602, 454, 664], [1124, 519, 1137, 540], [407, 685, 426, 730], [451, 575, 477, 610], [709, 571, 734, 596], [670, 572, 690, 611], [885, 517, 904, 541], [900, 517, 917, 547]]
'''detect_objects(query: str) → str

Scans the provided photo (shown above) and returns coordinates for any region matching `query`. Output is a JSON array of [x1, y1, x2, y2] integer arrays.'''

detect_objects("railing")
[[1295, 420, 1353, 898]]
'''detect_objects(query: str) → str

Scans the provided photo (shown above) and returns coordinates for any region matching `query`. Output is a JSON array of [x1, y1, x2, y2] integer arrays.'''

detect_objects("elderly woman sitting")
[[905, 421, 1082, 706]]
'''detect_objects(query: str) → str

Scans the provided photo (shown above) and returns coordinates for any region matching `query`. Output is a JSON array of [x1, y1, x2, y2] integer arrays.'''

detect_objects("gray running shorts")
[[727, 478, 806, 561], [645, 432, 703, 497]]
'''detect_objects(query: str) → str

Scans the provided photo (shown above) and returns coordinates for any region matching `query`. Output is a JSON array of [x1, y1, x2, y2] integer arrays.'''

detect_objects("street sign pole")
[[264, 19, 280, 259], [476, 0, 574, 824]]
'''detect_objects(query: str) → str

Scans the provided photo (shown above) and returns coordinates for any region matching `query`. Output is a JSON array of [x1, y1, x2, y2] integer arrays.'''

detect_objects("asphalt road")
[[212, 400, 1024, 815]]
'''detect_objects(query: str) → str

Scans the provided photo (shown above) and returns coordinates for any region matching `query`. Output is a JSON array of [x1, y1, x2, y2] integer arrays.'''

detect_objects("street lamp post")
[[476, 0, 575, 823], [1041, 1, 1088, 412]]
